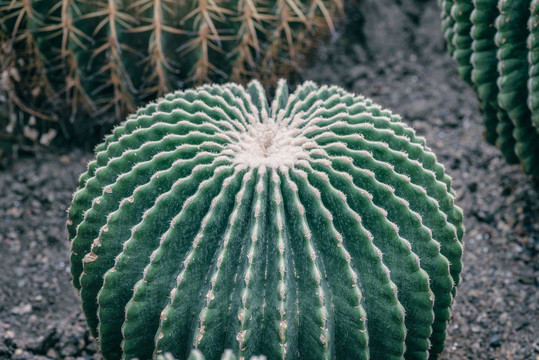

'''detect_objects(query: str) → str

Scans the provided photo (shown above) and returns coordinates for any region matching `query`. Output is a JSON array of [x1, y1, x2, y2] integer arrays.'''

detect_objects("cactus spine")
[[68, 80, 464, 360], [0, 0, 341, 132], [439, 0, 539, 177]]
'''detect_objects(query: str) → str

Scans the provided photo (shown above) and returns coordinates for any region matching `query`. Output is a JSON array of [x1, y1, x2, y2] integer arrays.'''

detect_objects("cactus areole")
[[68, 80, 464, 360]]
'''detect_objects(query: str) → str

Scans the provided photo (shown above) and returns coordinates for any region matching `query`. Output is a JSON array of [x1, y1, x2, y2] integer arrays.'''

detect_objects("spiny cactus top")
[[439, 0, 539, 178], [68, 80, 464, 360], [0, 0, 341, 131]]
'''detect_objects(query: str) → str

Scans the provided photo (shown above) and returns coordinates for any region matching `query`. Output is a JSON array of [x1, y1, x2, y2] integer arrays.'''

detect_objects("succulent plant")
[[439, 0, 539, 178], [68, 79, 464, 360], [0, 0, 341, 137]]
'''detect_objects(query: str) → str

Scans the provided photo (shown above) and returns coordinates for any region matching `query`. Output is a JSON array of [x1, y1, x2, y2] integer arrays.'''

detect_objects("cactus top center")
[[231, 121, 309, 169]]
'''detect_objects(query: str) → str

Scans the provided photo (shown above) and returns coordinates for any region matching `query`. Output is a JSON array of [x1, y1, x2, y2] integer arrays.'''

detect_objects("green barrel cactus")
[[0, 0, 341, 133], [68, 80, 464, 360], [439, 0, 539, 178]]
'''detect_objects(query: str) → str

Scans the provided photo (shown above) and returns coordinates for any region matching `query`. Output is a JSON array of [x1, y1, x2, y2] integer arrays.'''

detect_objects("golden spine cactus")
[[439, 0, 539, 178], [0, 0, 342, 132], [68, 79, 464, 360]]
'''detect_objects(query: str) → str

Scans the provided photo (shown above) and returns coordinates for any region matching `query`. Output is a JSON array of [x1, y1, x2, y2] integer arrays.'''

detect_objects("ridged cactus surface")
[[68, 80, 464, 360], [161, 349, 267, 360], [439, 0, 539, 178], [0, 0, 340, 132]]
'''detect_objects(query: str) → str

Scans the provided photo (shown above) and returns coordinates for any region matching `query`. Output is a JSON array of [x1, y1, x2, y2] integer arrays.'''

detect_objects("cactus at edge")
[[438, 0, 539, 178], [0, 0, 342, 133], [68, 79, 464, 360]]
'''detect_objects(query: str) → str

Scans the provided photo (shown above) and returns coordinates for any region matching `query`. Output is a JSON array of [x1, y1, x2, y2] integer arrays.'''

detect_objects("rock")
[[489, 334, 502, 347], [6, 207, 22, 218], [59, 156, 71, 165], [11, 304, 32, 315]]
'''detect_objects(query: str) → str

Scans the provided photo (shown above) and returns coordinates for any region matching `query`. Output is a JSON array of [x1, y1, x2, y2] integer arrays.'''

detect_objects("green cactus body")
[[1, 0, 341, 129], [451, 0, 474, 86], [528, 0, 539, 129], [493, 108, 521, 164], [469, 0, 520, 160], [68, 80, 463, 360], [439, 0, 539, 177], [471, 0, 502, 145], [471, 0, 499, 101], [441, 0, 457, 56], [451, 0, 476, 86], [180, 350, 267, 360], [495, 0, 539, 176]]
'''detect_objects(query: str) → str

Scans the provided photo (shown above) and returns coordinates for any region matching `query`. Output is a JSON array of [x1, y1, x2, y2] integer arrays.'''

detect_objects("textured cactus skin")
[[471, 0, 504, 145], [452, 0, 475, 85], [0, 0, 341, 130], [156, 350, 267, 360], [528, 0, 539, 129], [68, 80, 464, 360], [439, 0, 539, 177], [441, 0, 457, 56]]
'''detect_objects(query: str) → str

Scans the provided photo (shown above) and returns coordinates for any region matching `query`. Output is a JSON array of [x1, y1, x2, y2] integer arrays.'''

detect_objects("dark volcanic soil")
[[0, 0, 537, 359]]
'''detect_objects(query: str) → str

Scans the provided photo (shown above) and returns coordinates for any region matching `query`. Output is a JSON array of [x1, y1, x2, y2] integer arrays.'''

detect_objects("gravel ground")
[[0, 0, 537, 359]]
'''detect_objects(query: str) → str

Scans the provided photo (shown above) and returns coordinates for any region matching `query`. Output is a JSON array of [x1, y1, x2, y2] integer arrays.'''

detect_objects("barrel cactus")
[[0, 0, 341, 135], [439, 0, 539, 178], [68, 79, 464, 360]]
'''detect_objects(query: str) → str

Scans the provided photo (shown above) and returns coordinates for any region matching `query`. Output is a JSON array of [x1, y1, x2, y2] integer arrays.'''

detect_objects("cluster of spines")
[[439, 0, 539, 177], [68, 79, 463, 360], [0, 0, 342, 130]]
